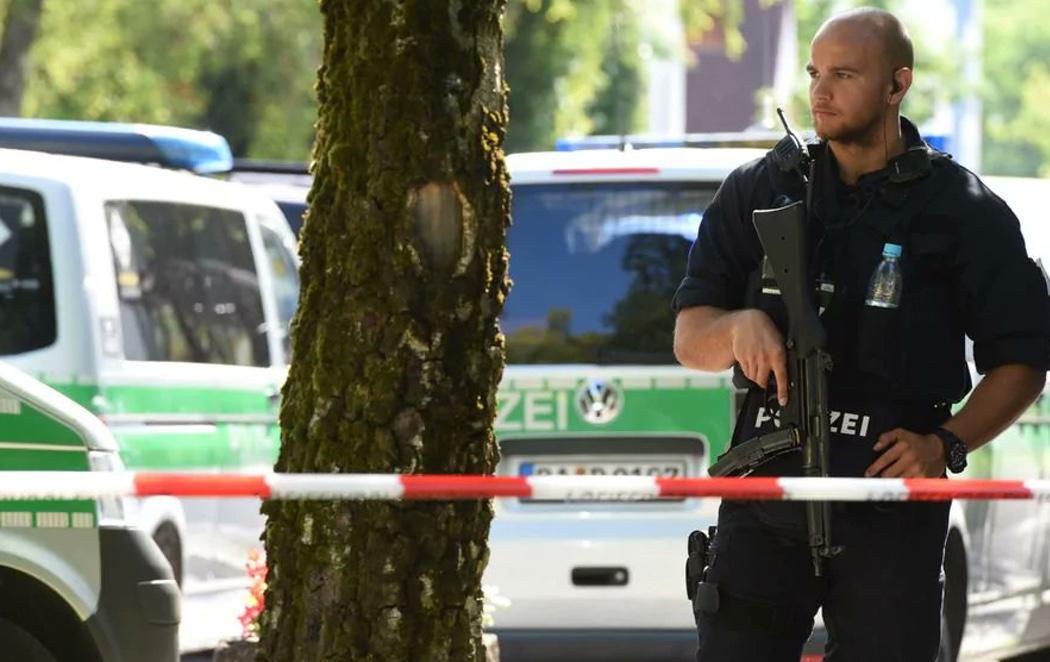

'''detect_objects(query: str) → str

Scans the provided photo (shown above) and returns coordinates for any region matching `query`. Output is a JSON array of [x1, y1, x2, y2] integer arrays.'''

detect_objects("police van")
[[0, 120, 301, 653], [0, 361, 180, 661]]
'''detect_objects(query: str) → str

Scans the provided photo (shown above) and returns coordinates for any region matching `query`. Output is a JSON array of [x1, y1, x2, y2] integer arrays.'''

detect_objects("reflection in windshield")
[[0, 189, 55, 355], [504, 183, 716, 365]]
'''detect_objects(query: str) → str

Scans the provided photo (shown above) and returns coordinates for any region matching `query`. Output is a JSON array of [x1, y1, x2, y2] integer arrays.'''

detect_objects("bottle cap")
[[882, 243, 902, 258]]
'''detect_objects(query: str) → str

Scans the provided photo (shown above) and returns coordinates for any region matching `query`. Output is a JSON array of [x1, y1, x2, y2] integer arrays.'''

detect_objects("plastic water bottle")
[[865, 243, 903, 308]]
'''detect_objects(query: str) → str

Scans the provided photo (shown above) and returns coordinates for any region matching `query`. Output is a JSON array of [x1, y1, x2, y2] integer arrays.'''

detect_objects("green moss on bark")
[[259, 1, 509, 660]]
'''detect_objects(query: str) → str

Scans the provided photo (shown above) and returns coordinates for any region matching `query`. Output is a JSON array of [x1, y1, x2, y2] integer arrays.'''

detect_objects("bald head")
[[815, 7, 913, 71]]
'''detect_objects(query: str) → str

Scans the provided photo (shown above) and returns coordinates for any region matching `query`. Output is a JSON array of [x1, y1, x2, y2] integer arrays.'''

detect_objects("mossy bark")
[[259, 1, 509, 661]]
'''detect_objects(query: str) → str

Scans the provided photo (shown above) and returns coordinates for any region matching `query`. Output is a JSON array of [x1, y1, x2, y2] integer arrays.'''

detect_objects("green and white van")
[[0, 360, 179, 660], [0, 138, 300, 653]]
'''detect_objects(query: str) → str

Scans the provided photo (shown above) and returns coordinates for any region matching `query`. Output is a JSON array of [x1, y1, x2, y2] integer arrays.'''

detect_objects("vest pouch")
[[900, 229, 967, 400], [854, 298, 904, 387], [849, 217, 908, 389]]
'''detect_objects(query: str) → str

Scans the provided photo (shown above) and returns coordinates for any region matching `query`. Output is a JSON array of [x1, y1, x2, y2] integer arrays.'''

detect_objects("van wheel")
[[0, 616, 58, 662], [931, 529, 969, 662], [936, 614, 955, 662], [153, 522, 183, 587], [941, 529, 967, 662]]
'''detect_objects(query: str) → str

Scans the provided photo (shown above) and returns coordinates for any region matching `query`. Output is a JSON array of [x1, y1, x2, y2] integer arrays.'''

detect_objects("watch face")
[[937, 429, 968, 473]]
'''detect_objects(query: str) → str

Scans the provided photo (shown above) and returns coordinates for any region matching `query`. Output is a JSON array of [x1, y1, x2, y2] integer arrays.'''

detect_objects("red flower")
[[239, 548, 268, 638]]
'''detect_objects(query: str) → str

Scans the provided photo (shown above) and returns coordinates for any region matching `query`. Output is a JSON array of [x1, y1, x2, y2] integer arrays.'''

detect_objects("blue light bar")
[[555, 131, 785, 152], [0, 118, 234, 174], [922, 134, 951, 153]]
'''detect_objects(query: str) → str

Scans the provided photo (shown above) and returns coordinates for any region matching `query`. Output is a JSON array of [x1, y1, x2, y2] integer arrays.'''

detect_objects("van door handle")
[[571, 567, 629, 587]]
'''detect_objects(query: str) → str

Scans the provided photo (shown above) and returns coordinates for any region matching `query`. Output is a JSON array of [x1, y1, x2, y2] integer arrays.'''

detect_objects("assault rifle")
[[707, 111, 841, 576]]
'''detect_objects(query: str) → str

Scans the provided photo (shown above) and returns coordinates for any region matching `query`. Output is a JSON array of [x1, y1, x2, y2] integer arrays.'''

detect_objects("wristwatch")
[[933, 427, 968, 474]]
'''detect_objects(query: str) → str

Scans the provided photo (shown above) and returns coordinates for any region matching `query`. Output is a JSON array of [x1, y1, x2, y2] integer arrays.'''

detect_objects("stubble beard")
[[813, 107, 886, 146]]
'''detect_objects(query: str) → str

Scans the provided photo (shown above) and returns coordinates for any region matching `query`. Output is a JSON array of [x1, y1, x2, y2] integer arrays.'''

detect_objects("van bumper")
[[491, 629, 698, 661], [85, 526, 180, 662], [491, 628, 828, 661]]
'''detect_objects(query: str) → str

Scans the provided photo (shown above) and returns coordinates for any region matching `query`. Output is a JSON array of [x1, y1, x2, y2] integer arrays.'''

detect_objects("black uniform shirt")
[[673, 118, 1050, 406]]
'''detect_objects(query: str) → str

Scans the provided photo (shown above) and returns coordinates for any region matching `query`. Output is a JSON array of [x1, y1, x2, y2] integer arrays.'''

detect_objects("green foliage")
[[503, 0, 647, 152], [9, 0, 746, 158], [21, 0, 320, 159], [504, 0, 742, 153], [680, 0, 746, 60], [981, 0, 1050, 176]]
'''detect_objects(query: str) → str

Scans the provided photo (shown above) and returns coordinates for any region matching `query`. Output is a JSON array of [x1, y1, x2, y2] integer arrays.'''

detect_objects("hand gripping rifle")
[[707, 110, 841, 576]]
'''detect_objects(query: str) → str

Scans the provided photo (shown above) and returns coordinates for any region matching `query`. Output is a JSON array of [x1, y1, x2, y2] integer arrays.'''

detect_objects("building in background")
[[684, 0, 796, 133]]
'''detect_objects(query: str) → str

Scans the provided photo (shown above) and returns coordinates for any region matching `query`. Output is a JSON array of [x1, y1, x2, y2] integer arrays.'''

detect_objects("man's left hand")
[[865, 428, 946, 478]]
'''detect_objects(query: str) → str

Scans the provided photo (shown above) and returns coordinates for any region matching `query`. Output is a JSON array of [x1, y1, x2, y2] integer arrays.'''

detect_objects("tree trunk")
[[259, 1, 509, 661], [0, 0, 43, 117]]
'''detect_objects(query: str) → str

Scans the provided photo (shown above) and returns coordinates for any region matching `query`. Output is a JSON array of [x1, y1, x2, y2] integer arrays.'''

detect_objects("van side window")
[[0, 187, 55, 355], [259, 223, 299, 361], [106, 201, 269, 367]]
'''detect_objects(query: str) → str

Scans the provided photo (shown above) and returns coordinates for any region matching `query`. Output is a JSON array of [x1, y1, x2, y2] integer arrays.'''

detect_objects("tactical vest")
[[737, 141, 963, 411]]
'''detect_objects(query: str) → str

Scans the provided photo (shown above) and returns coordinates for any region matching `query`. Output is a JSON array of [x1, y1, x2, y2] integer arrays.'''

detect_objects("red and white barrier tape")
[[0, 472, 1046, 501]]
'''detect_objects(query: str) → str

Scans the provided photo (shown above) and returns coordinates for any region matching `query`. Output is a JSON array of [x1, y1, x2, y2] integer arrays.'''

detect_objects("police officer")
[[673, 8, 1050, 662]]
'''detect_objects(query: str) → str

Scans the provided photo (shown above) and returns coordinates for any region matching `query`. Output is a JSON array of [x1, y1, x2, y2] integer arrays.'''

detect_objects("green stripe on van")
[[50, 383, 271, 416], [0, 447, 90, 470], [0, 446, 96, 528], [102, 384, 271, 415], [44, 381, 280, 472], [0, 392, 84, 447]]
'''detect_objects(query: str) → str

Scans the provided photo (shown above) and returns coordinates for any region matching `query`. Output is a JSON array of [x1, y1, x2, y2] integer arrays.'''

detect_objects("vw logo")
[[576, 379, 623, 424]]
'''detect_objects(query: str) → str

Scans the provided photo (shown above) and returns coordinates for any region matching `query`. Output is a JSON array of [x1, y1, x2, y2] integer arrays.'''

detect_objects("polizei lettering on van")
[[495, 390, 570, 432]]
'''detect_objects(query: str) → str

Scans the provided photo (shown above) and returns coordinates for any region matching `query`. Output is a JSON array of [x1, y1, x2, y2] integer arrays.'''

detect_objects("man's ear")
[[888, 67, 913, 105]]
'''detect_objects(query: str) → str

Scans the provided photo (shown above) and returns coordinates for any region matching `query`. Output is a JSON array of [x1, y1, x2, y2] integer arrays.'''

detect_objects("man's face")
[[807, 25, 892, 143]]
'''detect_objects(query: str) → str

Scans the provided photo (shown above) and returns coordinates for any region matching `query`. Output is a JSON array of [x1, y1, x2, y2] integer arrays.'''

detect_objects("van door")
[[101, 199, 277, 643], [966, 393, 1047, 650]]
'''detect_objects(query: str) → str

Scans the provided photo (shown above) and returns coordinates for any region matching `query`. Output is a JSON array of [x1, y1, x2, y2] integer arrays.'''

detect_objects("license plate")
[[518, 459, 687, 478]]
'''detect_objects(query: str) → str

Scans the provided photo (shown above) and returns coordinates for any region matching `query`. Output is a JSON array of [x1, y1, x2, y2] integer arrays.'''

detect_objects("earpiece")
[[887, 78, 901, 104]]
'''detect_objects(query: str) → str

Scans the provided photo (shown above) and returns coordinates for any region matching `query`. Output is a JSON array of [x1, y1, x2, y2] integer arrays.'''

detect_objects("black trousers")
[[695, 499, 950, 662]]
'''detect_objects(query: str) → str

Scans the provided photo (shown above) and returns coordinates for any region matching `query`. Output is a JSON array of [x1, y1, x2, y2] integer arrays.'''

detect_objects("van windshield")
[[0, 187, 55, 355], [504, 182, 716, 365]]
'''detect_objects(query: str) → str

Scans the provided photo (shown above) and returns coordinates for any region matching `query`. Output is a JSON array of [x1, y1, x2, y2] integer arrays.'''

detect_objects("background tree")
[[10, 0, 1050, 173], [981, 0, 1050, 176], [14, 0, 746, 158], [21, 0, 320, 159], [0, 0, 43, 115], [504, 0, 745, 152], [257, 1, 510, 660], [503, 0, 645, 153]]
